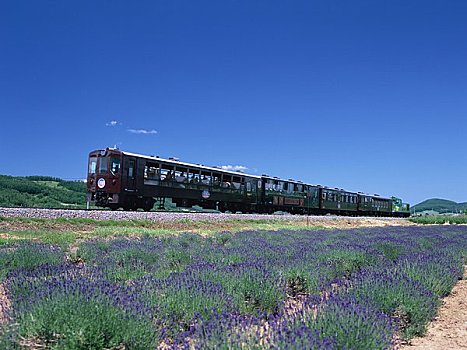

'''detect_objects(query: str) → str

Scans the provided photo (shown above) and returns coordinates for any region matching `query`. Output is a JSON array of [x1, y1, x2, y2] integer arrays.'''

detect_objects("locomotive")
[[86, 148, 410, 217]]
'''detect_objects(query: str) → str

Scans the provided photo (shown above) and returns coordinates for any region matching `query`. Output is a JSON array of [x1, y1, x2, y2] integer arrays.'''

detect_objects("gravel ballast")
[[0, 207, 410, 225]]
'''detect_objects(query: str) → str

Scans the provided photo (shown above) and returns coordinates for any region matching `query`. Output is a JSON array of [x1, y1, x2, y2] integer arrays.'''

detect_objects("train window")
[[232, 176, 241, 190], [144, 162, 160, 180], [175, 168, 188, 183], [98, 157, 109, 174], [280, 181, 286, 191], [246, 179, 253, 192], [160, 164, 175, 181], [240, 178, 246, 192], [297, 184, 303, 192], [221, 174, 232, 188], [266, 179, 274, 191], [212, 173, 222, 186], [188, 169, 200, 184], [88, 157, 97, 174], [201, 171, 211, 185], [286, 182, 294, 193], [128, 160, 135, 178], [258, 180, 262, 188], [110, 157, 121, 174]]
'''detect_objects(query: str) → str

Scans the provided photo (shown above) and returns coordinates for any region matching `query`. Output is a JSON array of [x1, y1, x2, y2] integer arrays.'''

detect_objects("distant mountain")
[[412, 198, 467, 213], [0, 175, 87, 209]]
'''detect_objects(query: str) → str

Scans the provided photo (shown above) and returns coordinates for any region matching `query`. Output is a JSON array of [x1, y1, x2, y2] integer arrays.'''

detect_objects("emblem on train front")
[[201, 190, 210, 199], [97, 178, 106, 189]]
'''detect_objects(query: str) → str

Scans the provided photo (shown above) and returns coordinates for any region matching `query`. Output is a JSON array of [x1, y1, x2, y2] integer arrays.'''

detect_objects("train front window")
[[89, 157, 97, 174], [110, 157, 121, 174], [98, 157, 109, 174]]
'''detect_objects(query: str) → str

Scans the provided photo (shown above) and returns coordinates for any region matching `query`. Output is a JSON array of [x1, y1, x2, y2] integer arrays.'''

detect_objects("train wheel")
[[143, 198, 155, 212]]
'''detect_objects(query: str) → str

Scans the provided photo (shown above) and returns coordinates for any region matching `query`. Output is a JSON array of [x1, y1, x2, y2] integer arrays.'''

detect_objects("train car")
[[259, 176, 309, 214], [357, 193, 392, 216], [319, 187, 359, 215], [87, 148, 410, 217], [87, 148, 260, 212], [391, 196, 410, 217]]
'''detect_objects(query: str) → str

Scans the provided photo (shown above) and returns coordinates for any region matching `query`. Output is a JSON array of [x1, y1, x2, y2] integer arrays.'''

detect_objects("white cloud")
[[220, 165, 248, 172], [106, 120, 119, 127], [127, 129, 158, 135]]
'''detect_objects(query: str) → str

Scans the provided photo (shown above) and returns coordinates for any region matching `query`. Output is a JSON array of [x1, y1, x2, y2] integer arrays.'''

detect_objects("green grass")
[[409, 215, 467, 225], [0, 216, 326, 248], [0, 230, 79, 247]]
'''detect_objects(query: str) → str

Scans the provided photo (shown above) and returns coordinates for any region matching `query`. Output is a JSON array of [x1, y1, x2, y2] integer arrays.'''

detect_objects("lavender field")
[[0, 224, 466, 349]]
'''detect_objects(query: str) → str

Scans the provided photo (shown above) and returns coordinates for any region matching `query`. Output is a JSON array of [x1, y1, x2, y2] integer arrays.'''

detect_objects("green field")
[[0, 175, 87, 209], [409, 215, 467, 225]]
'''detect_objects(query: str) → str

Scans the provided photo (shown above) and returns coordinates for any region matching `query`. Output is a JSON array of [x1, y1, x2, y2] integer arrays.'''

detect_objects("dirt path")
[[0, 282, 10, 325], [401, 267, 467, 350]]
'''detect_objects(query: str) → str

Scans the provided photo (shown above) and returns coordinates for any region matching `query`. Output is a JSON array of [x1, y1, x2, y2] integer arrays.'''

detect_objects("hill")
[[412, 198, 467, 214], [0, 175, 87, 209]]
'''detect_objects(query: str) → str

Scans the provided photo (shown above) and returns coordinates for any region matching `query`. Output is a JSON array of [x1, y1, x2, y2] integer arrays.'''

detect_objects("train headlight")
[[97, 178, 106, 189]]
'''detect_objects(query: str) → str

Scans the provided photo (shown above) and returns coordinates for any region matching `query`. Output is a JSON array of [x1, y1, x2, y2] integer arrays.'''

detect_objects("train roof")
[[116, 149, 262, 179]]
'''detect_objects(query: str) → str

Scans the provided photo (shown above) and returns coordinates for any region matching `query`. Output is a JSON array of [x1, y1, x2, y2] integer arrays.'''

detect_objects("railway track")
[[0, 207, 411, 225]]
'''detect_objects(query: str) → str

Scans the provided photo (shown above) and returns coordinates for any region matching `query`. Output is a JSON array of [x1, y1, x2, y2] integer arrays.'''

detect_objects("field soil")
[[401, 267, 467, 350], [0, 282, 9, 325]]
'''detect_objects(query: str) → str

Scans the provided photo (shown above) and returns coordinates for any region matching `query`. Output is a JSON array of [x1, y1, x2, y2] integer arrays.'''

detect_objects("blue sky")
[[1, 0, 466, 205]]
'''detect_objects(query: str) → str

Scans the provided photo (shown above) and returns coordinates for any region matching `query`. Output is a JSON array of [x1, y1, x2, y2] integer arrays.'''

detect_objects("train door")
[[123, 156, 137, 192]]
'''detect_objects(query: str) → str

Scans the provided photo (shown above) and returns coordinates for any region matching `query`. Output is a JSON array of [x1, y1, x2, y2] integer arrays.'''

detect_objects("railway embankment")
[[0, 207, 413, 229]]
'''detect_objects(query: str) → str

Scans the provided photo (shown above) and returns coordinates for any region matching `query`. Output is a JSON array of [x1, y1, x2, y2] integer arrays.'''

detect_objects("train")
[[86, 148, 410, 217]]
